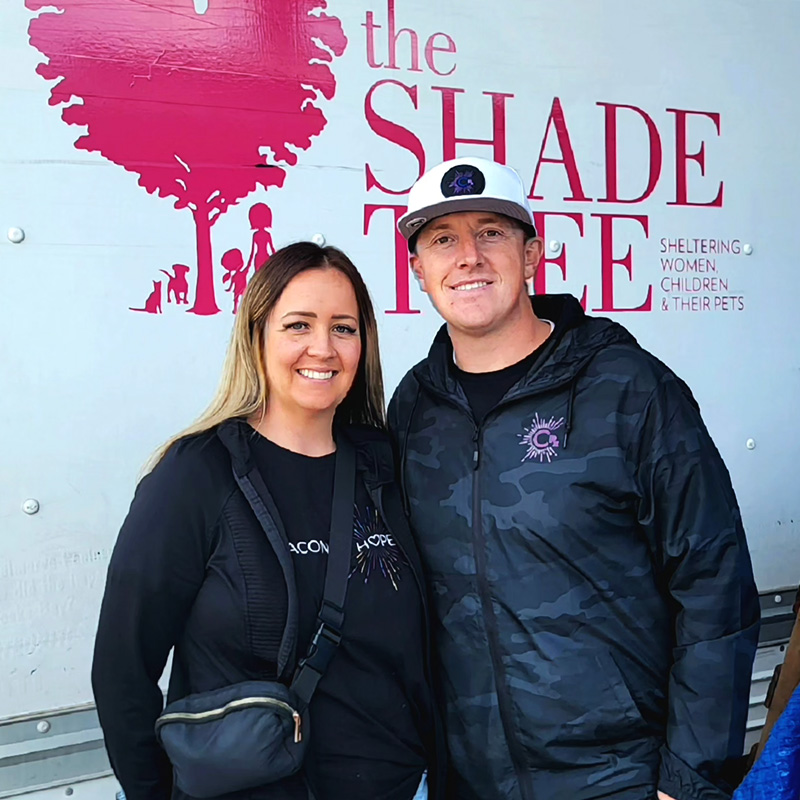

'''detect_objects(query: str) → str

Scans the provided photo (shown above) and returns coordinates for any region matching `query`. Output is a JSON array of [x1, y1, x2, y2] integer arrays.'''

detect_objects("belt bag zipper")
[[156, 696, 302, 743]]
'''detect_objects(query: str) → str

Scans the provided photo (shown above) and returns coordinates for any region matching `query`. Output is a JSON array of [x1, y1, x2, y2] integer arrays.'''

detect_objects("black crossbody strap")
[[291, 434, 356, 708], [232, 469, 299, 680]]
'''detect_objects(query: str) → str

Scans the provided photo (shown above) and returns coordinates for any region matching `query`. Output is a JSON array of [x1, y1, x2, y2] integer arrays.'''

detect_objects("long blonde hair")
[[147, 242, 386, 471]]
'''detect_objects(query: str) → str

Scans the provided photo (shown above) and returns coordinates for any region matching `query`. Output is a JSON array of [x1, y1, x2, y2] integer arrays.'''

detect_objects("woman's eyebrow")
[[280, 311, 357, 321]]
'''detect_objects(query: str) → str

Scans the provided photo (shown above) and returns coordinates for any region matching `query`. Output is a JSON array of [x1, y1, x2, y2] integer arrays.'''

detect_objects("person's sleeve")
[[634, 373, 760, 800], [732, 683, 800, 800], [91, 447, 211, 800], [387, 374, 420, 461], [387, 383, 403, 444]]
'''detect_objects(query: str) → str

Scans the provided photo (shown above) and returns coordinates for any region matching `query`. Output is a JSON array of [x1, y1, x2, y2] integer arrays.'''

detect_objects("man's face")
[[410, 211, 542, 337]]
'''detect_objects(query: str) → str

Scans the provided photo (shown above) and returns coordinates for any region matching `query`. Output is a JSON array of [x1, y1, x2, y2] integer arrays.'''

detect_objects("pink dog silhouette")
[[160, 264, 190, 304]]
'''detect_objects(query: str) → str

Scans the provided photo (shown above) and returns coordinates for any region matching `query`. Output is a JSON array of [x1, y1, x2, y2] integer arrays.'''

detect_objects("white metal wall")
[[2, 0, 799, 721]]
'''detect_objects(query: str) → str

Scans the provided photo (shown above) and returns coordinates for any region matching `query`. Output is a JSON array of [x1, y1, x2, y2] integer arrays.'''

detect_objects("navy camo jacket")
[[388, 294, 760, 800]]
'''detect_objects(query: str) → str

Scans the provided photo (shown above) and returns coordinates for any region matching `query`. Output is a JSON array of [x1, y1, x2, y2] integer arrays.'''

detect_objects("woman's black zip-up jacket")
[[91, 419, 445, 800], [388, 294, 760, 800]]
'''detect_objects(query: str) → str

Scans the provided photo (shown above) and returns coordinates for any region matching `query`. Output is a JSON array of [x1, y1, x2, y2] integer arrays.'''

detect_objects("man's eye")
[[435, 235, 452, 245], [484, 229, 503, 238]]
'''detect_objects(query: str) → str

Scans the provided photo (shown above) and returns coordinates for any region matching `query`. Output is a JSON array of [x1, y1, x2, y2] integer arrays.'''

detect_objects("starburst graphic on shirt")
[[352, 505, 402, 590], [519, 413, 565, 463]]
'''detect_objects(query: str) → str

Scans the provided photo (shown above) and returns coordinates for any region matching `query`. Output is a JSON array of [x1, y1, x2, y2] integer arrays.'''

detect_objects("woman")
[[92, 242, 443, 800]]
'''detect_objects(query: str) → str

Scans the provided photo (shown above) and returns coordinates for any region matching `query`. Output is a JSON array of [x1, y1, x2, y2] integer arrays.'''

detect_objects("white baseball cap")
[[397, 156, 536, 244]]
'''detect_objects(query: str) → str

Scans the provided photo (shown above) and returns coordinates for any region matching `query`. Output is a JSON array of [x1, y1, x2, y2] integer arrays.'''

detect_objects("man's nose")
[[455, 235, 482, 268]]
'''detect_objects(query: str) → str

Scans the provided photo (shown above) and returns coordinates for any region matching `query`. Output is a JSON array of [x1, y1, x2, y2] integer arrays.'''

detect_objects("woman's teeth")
[[298, 369, 335, 380]]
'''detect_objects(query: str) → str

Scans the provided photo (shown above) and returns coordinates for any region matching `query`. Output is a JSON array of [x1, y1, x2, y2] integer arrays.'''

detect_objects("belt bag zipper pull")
[[293, 710, 302, 743]]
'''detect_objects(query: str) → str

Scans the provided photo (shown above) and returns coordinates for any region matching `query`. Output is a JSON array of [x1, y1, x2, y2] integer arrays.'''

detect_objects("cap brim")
[[398, 197, 536, 240]]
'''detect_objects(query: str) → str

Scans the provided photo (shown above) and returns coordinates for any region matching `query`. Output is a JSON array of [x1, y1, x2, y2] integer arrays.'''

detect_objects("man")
[[387, 156, 760, 800]]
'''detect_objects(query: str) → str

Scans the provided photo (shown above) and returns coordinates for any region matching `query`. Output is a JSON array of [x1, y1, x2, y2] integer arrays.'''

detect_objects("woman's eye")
[[334, 324, 357, 335], [285, 321, 308, 331]]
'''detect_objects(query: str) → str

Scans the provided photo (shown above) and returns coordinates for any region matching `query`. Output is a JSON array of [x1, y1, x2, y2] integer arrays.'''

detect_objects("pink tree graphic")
[[26, 0, 347, 315]]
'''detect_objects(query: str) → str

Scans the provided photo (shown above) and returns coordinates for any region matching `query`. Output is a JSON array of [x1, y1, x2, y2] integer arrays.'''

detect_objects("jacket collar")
[[413, 293, 636, 400]]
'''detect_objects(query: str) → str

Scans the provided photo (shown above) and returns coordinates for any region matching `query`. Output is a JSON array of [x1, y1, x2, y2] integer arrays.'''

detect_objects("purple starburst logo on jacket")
[[519, 414, 565, 463]]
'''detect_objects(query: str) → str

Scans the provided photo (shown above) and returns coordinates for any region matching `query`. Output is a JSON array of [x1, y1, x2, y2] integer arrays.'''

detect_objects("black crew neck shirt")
[[251, 434, 428, 800], [453, 320, 555, 424]]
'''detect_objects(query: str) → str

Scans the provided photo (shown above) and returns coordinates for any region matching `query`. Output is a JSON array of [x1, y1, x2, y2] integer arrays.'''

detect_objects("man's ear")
[[523, 237, 544, 282], [410, 254, 428, 293]]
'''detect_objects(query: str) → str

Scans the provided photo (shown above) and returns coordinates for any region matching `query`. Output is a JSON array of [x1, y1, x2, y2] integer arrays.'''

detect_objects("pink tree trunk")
[[190, 205, 220, 315]]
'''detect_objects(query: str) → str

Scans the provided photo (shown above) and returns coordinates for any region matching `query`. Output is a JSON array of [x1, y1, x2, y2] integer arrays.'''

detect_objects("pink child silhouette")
[[246, 203, 275, 273], [221, 249, 249, 314]]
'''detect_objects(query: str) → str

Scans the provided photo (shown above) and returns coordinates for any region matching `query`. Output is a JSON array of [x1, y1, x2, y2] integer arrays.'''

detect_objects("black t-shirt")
[[453, 320, 555, 424], [251, 434, 428, 800]]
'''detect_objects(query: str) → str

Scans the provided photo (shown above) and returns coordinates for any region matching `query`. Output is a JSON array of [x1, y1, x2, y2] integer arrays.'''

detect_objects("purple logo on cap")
[[449, 169, 476, 194], [440, 164, 486, 198]]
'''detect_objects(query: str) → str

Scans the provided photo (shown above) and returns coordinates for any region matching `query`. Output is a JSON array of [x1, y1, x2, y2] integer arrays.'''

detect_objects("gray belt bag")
[[154, 435, 356, 798]]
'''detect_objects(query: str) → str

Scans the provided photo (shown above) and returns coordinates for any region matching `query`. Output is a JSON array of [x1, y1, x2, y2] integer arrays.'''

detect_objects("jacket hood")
[[413, 294, 637, 400], [345, 424, 397, 488]]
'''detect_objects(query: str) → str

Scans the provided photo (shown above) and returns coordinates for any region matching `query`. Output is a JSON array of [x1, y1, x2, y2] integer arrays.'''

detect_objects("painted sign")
[[1, 0, 799, 718]]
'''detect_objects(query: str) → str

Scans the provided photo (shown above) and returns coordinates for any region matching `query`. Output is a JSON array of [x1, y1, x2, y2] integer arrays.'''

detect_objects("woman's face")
[[263, 268, 362, 422]]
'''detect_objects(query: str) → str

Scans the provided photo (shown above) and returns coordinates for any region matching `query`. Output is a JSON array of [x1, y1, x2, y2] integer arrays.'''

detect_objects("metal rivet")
[[64, 789, 74, 797], [37, 720, 51, 734], [743, 243, 753, 255], [774, 595, 783, 604], [311, 233, 326, 246], [548, 240, 562, 254], [23, 499, 40, 515], [7, 227, 25, 244], [746, 439, 756, 450]]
